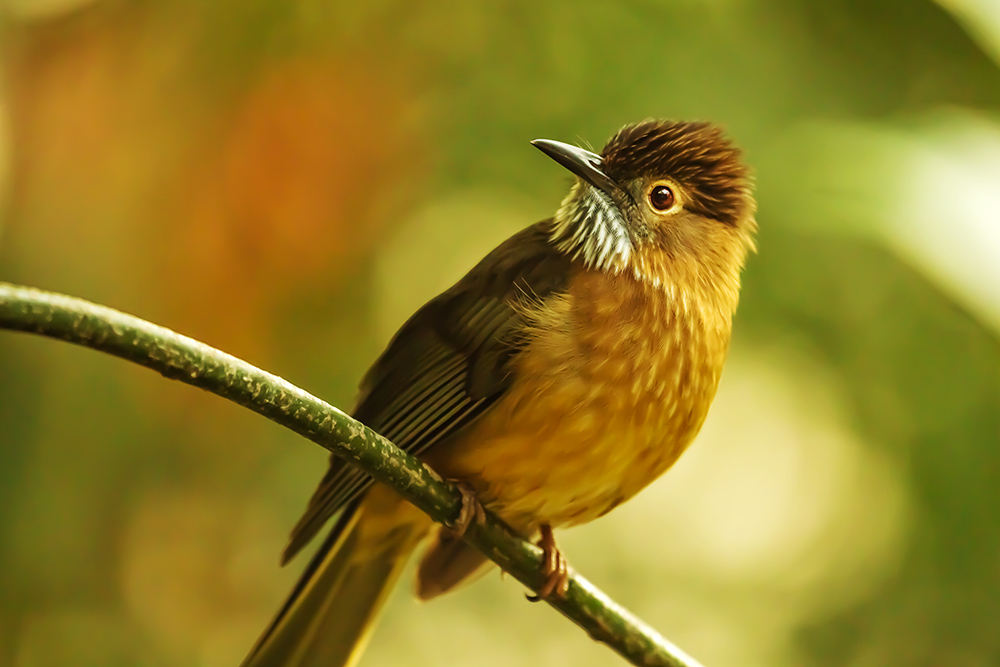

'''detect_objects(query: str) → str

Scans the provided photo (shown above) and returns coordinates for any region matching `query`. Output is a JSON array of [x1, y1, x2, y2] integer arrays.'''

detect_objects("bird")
[[241, 119, 757, 667]]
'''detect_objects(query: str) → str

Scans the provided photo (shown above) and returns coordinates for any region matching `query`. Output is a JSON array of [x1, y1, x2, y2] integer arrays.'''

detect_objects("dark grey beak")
[[531, 139, 621, 198]]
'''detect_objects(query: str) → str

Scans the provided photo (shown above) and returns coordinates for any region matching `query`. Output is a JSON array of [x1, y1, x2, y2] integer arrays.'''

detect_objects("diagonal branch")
[[0, 281, 704, 667]]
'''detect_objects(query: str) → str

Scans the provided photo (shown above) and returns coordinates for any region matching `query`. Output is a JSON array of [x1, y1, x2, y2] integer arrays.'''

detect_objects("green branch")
[[0, 281, 704, 667]]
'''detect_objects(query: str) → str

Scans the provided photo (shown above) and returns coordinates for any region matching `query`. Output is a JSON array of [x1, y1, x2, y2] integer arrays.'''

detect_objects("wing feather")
[[282, 221, 572, 563]]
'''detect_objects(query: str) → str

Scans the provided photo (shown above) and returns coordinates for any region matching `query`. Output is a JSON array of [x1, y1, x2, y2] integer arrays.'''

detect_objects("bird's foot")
[[526, 524, 570, 602], [447, 480, 486, 539]]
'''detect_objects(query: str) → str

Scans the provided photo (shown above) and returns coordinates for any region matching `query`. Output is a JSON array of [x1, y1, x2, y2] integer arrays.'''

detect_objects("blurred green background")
[[1, 1, 999, 665]]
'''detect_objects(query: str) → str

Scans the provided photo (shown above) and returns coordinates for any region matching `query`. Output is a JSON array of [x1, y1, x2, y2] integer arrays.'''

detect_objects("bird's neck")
[[549, 187, 751, 323], [629, 246, 745, 326], [549, 182, 633, 273]]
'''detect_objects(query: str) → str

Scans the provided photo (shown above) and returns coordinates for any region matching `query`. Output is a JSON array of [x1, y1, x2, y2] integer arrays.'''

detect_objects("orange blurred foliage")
[[164, 58, 424, 358]]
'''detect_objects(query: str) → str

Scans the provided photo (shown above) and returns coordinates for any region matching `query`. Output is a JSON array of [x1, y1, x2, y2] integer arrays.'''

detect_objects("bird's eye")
[[648, 184, 675, 212]]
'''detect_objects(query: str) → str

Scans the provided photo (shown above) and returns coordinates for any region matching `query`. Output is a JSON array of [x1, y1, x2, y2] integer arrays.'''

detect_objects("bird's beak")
[[531, 138, 621, 198]]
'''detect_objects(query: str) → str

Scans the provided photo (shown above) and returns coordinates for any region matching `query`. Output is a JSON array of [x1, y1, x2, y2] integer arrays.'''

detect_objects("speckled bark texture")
[[0, 281, 703, 667]]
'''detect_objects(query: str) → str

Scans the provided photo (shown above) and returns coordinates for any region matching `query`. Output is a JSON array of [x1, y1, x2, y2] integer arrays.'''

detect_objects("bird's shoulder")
[[355, 220, 572, 411]]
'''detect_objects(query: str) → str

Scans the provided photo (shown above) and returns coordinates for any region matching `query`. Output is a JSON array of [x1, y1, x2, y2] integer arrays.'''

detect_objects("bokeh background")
[[1, 1, 999, 665]]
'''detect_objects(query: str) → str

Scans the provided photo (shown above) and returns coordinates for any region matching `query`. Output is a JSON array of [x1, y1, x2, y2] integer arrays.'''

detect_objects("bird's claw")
[[448, 480, 486, 538], [526, 524, 570, 602]]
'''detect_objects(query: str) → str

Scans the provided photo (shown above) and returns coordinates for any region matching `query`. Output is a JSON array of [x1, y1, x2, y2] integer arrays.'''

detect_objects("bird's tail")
[[242, 488, 430, 667]]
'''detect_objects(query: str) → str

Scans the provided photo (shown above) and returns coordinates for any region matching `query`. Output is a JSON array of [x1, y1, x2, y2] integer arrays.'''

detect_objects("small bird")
[[242, 120, 756, 667]]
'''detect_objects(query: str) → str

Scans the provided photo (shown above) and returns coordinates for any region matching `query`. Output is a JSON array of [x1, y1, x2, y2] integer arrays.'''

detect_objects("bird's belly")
[[434, 341, 719, 531], [430, 269, 731, 532], [443, 400, 686, 530]]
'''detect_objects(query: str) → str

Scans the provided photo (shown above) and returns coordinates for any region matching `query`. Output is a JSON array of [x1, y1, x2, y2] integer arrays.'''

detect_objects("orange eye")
[[649, 184, 675, 211]]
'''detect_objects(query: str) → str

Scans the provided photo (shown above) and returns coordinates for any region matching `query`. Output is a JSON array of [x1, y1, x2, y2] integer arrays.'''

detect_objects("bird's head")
[[533, 120, 756, 295]]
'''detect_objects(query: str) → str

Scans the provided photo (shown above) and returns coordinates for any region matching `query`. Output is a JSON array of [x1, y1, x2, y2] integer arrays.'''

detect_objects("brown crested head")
[[600, 120, 753, 229], [534, 119, 756, 292]]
